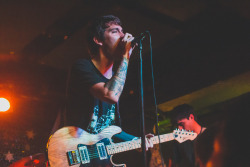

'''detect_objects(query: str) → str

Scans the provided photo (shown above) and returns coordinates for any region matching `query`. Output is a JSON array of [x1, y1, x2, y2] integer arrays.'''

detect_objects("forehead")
[[177, 118, 188, 123], [105, 23, 122, 30]]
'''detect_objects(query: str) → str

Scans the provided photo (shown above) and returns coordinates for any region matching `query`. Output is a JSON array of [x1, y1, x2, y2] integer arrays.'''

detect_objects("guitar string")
[[76, 134, 173, 160], [76, 137, 170, 160], [68, 131, 194, 164]]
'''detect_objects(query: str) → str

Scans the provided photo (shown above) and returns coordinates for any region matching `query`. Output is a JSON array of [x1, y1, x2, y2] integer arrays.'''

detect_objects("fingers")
[[145, 134, 154, 150], [136, 135, 154, 151], [122, 33, 134, 43], [120, 33, 134, 58], [145, 139, 153, 151], [146, 133, 154, 138]]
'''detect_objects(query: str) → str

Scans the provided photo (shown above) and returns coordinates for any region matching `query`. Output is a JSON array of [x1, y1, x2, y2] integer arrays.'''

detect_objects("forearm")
[[113, 131, 137, 141], [104, 57, 129, 101]]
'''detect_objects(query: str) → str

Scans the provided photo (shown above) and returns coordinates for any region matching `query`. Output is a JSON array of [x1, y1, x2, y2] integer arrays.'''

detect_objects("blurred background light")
[[0, 97, 10, 112]]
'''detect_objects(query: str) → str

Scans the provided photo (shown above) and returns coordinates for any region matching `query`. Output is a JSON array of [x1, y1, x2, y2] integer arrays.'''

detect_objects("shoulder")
[[73, 58, 92, 67], [71, 59, 94, 71]]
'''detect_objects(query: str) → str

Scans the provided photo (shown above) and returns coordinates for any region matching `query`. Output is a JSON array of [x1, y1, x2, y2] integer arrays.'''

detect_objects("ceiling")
[[0, 0, 250, 142]]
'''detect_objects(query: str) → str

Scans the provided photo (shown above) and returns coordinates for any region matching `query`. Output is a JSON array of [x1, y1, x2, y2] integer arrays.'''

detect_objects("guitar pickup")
[[96, 143, 108, 160], [78, 145, 90, 164], [67, 150, 81, 166]]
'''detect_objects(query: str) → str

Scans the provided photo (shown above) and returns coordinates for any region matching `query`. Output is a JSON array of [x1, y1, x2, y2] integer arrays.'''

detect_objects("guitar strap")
[[50, 108, 65, 135], [45, 70, 70, 166], [116, 101, 122, 128]]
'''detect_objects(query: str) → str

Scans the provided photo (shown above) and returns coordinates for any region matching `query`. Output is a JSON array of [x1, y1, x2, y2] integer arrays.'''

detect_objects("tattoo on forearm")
[[105, 58, 129, 97]]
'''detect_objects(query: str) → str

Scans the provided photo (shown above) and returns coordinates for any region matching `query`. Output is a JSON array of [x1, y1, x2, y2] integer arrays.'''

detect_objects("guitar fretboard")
[[106, 133, 175, 155]]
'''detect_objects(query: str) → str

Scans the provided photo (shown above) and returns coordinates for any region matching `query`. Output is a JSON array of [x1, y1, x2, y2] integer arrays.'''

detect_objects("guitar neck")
[[106, 133, 174, 155]]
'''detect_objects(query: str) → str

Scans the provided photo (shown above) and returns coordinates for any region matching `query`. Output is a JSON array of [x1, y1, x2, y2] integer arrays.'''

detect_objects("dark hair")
[[86, 15, 122, 56], [170, 104, 197, 126]]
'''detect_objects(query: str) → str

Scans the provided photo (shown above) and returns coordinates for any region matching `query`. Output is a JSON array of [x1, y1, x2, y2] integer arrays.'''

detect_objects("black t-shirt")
[[65, 59, 120, 134], [172, 140, 195, 167], [170, 127, 206, 167]]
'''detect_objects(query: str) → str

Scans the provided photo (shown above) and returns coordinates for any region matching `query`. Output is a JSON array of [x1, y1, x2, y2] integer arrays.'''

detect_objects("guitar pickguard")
[[76, 138, 112, 167]]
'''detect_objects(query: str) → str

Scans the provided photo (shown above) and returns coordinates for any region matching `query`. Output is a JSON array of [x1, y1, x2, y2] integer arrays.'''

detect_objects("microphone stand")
[[138, 38, 147, 167]]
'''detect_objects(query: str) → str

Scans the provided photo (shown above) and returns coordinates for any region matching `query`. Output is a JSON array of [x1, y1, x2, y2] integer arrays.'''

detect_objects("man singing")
[[65, 15, 153, 166]]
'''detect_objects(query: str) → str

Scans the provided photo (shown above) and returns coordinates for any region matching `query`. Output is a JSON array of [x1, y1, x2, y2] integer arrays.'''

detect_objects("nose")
[[120, 31, 124, 38], [178, 126, 183, 130]]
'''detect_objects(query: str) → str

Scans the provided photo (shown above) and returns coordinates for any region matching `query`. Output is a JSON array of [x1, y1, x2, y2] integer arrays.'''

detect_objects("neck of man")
[[91, 50, 114, 79], [193, 122, 202, 135]]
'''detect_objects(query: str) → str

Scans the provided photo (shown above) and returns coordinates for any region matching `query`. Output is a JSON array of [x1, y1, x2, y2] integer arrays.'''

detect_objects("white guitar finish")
[[48, 125, 122, 167], [47, 126, 197, 167]]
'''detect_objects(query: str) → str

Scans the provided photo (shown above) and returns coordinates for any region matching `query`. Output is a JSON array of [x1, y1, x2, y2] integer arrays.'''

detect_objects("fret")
[[107, 139, 142, 155]]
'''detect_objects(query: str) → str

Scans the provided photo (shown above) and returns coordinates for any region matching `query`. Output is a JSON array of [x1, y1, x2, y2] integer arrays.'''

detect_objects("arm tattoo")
[[105, 57, 129, 97]]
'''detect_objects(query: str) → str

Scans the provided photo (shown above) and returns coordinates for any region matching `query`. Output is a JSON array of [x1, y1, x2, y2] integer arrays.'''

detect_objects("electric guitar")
[[47, 125, 197, 167]]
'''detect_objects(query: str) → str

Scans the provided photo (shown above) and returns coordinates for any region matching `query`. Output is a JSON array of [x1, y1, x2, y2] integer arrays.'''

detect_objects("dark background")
[[0, 0, 250, 166]]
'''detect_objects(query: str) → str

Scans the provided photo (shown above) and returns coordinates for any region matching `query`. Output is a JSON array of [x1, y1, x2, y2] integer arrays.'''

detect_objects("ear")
[[189, 114, 194, 120], [93, 36, 103, 46]]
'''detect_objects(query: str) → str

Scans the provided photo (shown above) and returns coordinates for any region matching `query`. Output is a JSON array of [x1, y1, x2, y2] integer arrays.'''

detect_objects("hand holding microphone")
[[131, 31, 148, 47], [120, 31, 148, 59]]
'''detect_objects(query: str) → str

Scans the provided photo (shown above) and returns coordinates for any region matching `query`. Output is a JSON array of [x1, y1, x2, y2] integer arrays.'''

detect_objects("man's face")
[[176, 115, 194, 131], [102, 23, 124, 57]]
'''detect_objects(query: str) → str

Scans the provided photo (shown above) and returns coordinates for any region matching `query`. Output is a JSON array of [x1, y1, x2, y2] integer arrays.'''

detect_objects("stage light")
[[0, 97, 10, 112]]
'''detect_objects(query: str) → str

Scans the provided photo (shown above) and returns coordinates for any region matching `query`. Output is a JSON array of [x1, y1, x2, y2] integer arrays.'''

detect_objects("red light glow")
[[33, 159, 40, 164]]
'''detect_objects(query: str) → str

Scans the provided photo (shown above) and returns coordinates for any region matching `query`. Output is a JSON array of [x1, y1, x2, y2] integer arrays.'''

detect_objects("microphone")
[[131, 31, 147, 47]]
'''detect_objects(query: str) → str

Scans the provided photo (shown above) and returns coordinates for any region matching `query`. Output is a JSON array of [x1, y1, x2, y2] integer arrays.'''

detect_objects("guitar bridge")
[[67, 150, 81, 166]]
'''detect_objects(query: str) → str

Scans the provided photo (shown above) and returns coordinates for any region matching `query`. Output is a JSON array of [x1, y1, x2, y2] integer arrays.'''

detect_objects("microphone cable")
[[145, 31, 165, 167]]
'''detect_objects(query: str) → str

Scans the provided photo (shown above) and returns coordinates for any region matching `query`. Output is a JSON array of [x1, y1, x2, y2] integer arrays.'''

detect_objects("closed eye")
[[111, 30, 118, 33], [177, 122, 184, 127], [109, 28, 123, 34]]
